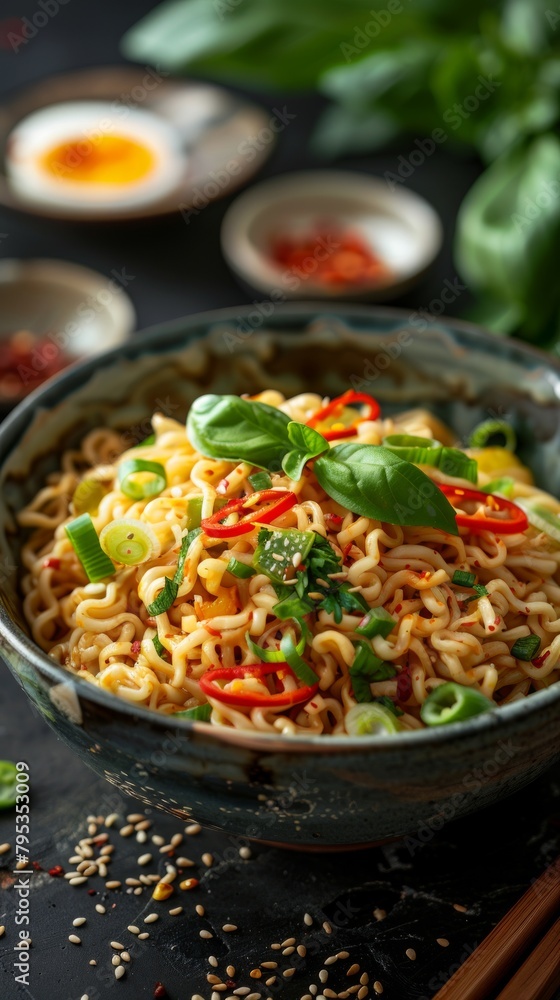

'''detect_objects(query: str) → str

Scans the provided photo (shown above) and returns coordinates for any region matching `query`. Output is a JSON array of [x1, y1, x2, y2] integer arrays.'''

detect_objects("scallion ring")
[[345, 702, 402, 736], [65, 514, 115, 583], [469, 420, 516, 451], [119, 459, 167, 501], [99, 518, 160, 566]]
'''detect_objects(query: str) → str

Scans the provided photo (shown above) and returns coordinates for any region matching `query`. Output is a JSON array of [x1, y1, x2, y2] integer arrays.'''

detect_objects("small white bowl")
[[220, 170, 443, 301]]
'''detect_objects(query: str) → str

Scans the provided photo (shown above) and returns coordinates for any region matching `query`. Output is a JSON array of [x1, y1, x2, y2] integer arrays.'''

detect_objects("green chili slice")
[[469, 420, 516, 451], [420, 682, 494, 726], [227, 557, 256, 579], [355, 606, 396, 638]]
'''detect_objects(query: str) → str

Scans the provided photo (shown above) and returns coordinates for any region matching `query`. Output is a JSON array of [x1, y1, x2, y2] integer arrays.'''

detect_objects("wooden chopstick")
[[432, 856, 560, 1000], [494, 917, 560, 1000]]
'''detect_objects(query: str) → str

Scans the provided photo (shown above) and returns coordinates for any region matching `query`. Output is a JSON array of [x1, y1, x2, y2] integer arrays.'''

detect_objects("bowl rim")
[[1, 300, 559, 754]]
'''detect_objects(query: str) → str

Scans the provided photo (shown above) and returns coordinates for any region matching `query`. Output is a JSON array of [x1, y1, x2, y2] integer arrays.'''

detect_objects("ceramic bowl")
[[0, 304, 559, 849]]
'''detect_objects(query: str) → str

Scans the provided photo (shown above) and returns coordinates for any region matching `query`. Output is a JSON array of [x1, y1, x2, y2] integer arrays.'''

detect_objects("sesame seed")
[[134, 887, 142, 896], [72, 917, 86, 927], [319, 971, 328, 983], [135, 819, 152, 831], [186, 823, 202, 835], [89, 960, 97, 966], [209, 956, 218, 968], [128, 925, 140, 934], [297, 945, 307, 957], [246, 994, 261, 1000], [76, 861, 89, 873], [196, 904, 205, 916], [144, 913, 159, 924], [105, 813, 118, 828], [112, 956, 121, 967], [373, 984, 383, 995], [261, 961, 278, 969], [105, 881, 121, 889], [69, 877, 88, 886], [68, 935, 81, 945], [170, 833, 183, 847], [152, 834, 166, 846], [271, 943, 281, 950], [111, 941, 125, 950], [453, 903, 468, 912], [202, 852, 214, 867], [310, 987, 318, 996], [233, 989, 250, 996], [437, 938, 450, 948], [265, 976, 276, 986], [337, 952, 349, 960], [159, 844, 173, 853], [373, 908, 386, 922], [127, 813, 145, 823], [360, 975, 369, 986], [207, 974, 222, 985], [347, 964, 360, 976], [222, 924, 237, 932], [0, 927, 4, 938], [88, 823, 97, 836], [304, 913, 313, 926], [169, 907, 183, 916], [282, 946, 295, 956], [323, 922, 332, 934], [325, 956, 338, 966], [98, 864, 108, 878], [138, 853, 152, 866], [68, 855, 82, 864], [358, 990, 368, 1000], [100, 844, 114, 855], [0, 844, 10, 855], [121, 952, 131, 963], [324, 991, 337, 999], [119, 825, 134, 837], [283, 969, 296, 979], [239, 847, 252, 859], [83, 865, 97, 877], [200, 930, 214, 939], [281, 937, 296, 947], [192, 996, 205, 1000], [227, 966, 236, 977], [138, 932, 150, 940], [81, 995, 89, 1000], [125, 878, 142, 887], [405, 949, 416, 961], [177, 856, 195, 867], [114, 966, 125, 980], [136, 831, 148, 844]]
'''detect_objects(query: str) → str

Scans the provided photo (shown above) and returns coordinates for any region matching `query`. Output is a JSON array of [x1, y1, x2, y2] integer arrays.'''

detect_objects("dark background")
[[0, 2, 558, 999]]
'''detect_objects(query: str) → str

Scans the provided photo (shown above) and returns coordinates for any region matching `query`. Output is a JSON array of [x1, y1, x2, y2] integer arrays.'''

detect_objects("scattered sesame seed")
[[138, 853, 152, 866], [310, 987, 318, 996], [358, 989, 368, 999], [134, 887, 143, 896], [301, 996, 312, 1000], [246, 994, 261, 1000], [119, 825, 134, 837], [0, 843, 10, 855], [73, 917, 86, 927], [128, 925, 140, 934], [347, 964, 360, 976], [69, 877, 88, 886], [239, 847, 252, 859], [202, 852, 214, 867], [325, 956, 338, 966], [297, 945, 307, 957], [222, 924, 237, 933], [283, 968, 296, 978], [373, 909, 386, 922], [186, 823, 202, 835], [152, 834, 166, 846], [437, 938, 450, 948], [170, 833, 183, 847], [89, 960, 97, 966], [125, 878, 142, 887], [282, 946, 295, 956], [207, 974, 222, 985], [105, 813, 118, 828], [209, 956, 218, 968], [135, 819, 152, 831], [323, 922, 332, 935], [261, 961, 278, 969], [192, 996, 205, 1000], [127, 813, 145, 823], [337, 952, 349, 960], [453, 903, 468, 912], [304, 913, 313, 926], [121, 952, 131, 963], [271, 943, 281, 950], [114, 966, 125, 980], [319, 971, 328, 983], [405, 949, 416, 961], [360, 975, 369, 986], [281, 937, 295, 947], [265, 976, 276, 986], [68, 935, 81, 945], [111, 941, 125, 951], [200, 930, 214, 940], [136, 831, 148, 844], [196, 904, 205, 917], [233, 989, 250, 996], [138, 932, 150, 940], [81, 995, 89, 1000], [324, 991, 337, 999], [373, 983, 383, 995], [83, 865, 97, 877], [226, 965, 236, 977], [169, 907, 183, 916], [177, 856, 195, 867], [68, 856, 82, 864], [0, 927, 5, 938], [144, 913, 159, 924], [112, 956, 121, 967], [105, 881, 121, 889], [250, 969, 261, 979]]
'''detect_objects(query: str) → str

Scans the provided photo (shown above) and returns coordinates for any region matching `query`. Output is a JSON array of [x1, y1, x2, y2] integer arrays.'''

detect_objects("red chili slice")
[[307, 389, 381, 441], [201, 488, 297, 538], [438, 484, 528, 535], [199, 663, 318, 707]]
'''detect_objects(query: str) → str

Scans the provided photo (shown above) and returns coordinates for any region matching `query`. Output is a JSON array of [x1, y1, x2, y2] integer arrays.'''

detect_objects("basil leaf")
[[314, 444, 459, 534], [282, 423, 328, 481], [187, 394, 291, 471]]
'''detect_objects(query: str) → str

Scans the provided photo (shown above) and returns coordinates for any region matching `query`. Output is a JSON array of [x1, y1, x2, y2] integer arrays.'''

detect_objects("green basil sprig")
[[188, 395, 459, 534]]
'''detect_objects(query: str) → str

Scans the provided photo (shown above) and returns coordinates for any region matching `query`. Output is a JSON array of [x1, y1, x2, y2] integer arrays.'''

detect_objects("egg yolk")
[[41, 133, 155, 185]]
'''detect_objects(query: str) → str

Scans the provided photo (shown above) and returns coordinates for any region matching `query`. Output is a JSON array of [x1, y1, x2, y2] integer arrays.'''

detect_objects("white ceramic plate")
[[220, 170, 443, 301]]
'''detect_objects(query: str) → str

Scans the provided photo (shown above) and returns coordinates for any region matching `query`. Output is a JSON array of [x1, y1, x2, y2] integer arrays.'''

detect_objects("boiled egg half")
[[5, 101, 186, 215]]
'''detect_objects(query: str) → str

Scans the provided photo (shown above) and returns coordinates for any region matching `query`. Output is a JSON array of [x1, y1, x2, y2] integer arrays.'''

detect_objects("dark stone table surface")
[[0, 2, 559, 999]]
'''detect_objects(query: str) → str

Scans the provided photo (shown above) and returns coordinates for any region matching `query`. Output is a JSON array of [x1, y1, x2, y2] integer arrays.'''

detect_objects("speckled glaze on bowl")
[[0, 304, 559, 849]]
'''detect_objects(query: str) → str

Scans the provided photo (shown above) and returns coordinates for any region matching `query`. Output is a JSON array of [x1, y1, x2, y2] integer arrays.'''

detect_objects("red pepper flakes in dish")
[[270, 226, 392, 288]]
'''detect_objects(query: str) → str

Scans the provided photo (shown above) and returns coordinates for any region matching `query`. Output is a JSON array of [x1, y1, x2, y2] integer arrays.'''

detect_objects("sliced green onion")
[[345, 702, 402, 736], [174, 704, 212, 721], [469, 420, 516, 451], [100, 518, 159, 566], [136, 434, 155, 447], [510, 635, 541, 661], [0, 760, 18, 809], [146, 528, 201, 616], [186, 496, 203, 530], [350, 641, 396, 702], [246, 630, 305, 663], [355, 606, 396, 638], [272, 594, 314, 620], [383, 436, 477, 483], [65, 514, 115, 583], [153, 635, 168, 660], [516, 500, 560, 544], [254, 527, 315, 585], [119, 459, 167, 501], [480, 477, 515, 498], [452, 570, 477, 587], [227, 557, 256, 579], [375, 695, 404, 718], [249, 471, 272, 491], [420, 682, 494, 726], [465, 583, 489, 604], [72, 479, 106, 516], [279, 634, 318, 686]]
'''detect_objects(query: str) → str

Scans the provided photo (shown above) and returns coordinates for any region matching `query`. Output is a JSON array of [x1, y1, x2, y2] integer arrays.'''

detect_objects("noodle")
[[17, 394, 560, 735]]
